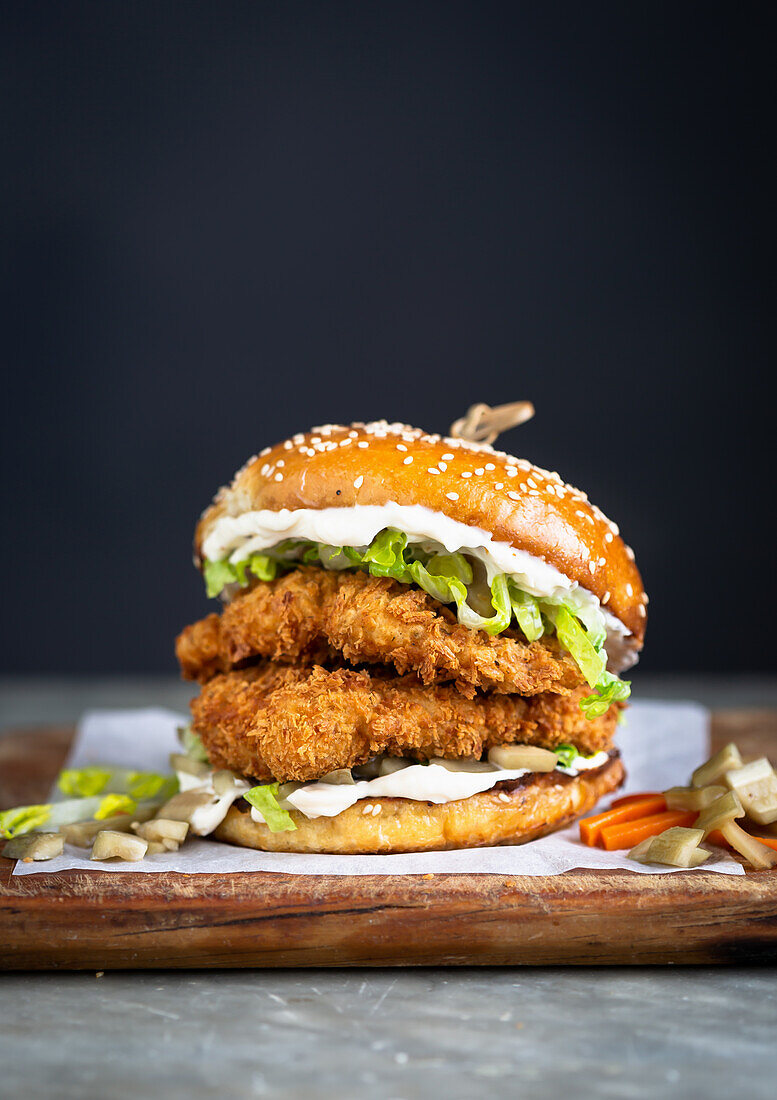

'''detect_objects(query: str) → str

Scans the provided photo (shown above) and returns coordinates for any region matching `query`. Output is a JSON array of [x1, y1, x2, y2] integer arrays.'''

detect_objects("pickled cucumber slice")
[[724, 758, 777, 825], [691, 743, 743, 788]]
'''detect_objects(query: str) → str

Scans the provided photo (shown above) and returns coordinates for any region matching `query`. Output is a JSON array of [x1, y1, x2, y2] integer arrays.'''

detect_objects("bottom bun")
[[214, 754, 624, 855]]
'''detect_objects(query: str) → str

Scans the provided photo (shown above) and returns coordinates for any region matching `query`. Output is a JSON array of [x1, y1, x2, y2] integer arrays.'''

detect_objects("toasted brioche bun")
[[214, 754, 623, 855], [197, 422, 646, 642]]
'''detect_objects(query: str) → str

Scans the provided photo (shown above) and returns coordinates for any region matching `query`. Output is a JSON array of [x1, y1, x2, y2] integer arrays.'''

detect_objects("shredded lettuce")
[[580, 671, 632, 718], [94, 793, 137, 819], [245, 784, 297, 833], [204, 554, 278, 597], [57, 766, 177, 802], [58, 766, 113, 798], [0, 794, 150, 839], [178, 725, 210, 764], [202, 526, 632, 720], [0, 804, 52, 839]]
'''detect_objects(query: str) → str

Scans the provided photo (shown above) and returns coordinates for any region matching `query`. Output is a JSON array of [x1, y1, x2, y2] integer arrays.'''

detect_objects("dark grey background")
[[1, 3, 774, 675]]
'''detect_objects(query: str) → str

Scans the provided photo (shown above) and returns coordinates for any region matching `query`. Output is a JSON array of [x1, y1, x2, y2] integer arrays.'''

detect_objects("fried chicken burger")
[[174, 419, 646, 854]]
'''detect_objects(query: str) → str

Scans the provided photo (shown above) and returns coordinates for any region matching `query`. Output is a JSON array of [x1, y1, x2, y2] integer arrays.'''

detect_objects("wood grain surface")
[[1, 711, 776, 969]]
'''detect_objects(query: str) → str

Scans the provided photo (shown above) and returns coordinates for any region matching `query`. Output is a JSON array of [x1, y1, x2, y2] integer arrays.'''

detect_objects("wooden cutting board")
[[2, 711, 776, 968]]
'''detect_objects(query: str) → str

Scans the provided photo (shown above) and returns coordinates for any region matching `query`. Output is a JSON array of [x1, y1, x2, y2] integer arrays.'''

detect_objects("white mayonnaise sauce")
[[174, 769, 250, 835], [201, 504, 632, 646], [250, 752, 610, 823]]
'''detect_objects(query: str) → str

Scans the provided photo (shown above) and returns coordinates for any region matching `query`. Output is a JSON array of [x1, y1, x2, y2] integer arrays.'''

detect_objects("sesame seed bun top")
[[195, 421, 646, 644]]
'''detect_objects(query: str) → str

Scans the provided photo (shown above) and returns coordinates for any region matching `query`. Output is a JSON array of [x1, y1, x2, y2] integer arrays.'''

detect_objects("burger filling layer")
[[200, 505, 634, 717]]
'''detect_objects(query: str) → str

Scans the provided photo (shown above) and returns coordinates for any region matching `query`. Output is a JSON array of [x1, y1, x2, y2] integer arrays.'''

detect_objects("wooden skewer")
[[449, 401, 535, 445]]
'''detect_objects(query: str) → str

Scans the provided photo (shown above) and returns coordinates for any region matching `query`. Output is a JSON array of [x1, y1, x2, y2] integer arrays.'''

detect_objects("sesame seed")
[[438, 462, 447, 471], [397, 443, 407, 451], [625, 583, 633, 597], [348, 430, 358, 439], [528, 489, 540, 496], [427, 467, 440, 474], [519, 483, 528, 491], [527, 478, 537, 489], [274, 473, 283, 482], [261, 464, 270, 476], [494, 482, 504, 490], [403, 456, 413, 465], [604, 532, 613, 543], [461, 471, 472, 478], [260, 446, 271, 457], [372, 804, 382, 816], [603, 591, 611, 603], [498, 792, 510, 803], [357, 441, 369, 449], [638, 605, 646, 616], [508, 491, 520, 501], [276, 459, 284, 468], [283, 440, 292, 450], [446, 491, 459, 501], [475, 468, 484, 476], [442, 453, 454, 461], [598, 557, 606, 566], [626, 546, 635, 560], [354, 475, 364, 488], [588, 562, 596, 574], [507, 469, 518, 477], [485, 462, 495, 471], [362, 804, 373, 815]]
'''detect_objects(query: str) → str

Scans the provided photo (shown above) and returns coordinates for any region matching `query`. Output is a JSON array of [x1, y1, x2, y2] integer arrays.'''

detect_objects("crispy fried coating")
[[191, 662, 618, 782], [176, 568, 583, 697]]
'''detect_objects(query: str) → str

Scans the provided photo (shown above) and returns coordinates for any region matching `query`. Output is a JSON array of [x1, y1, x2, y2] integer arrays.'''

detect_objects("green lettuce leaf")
[[0, 804, 51, 839], [203, 558, 238, 598], [204, 554, 278, 597], [545, 605, 607, 688], [58, 765, 113, 798], [508, 585, 544, 642], [580, 672, 632, 718], [57, 766, 177, 803], [94, 793, 137, 820], [245, 784, 297, 833], [179, 725, 210, 764]]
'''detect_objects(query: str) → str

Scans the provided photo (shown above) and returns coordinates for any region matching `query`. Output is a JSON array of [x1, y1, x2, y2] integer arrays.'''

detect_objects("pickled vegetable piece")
[[169, 753, 211, 783], [694, 791, 745, 835], [724, 757, 777, 826], [2, 833, 64, 861], [134, 819, 189, 847], [90, 830, 148, 861], [692, 743, 743, 788], [487, 745, 558, 772], [641, 827, 709, 868], [318, 769, 356, 785], [664, 785, 726, 812], [378, 758, 411, 776], [719, 822, 777, 870], [432, 757, 494, 773], [157, 790, 214, 824], [59, 804, 158, 847]]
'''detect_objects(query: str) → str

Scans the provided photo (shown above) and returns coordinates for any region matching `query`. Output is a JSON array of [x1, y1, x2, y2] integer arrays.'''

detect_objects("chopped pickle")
[[169, 753, 211, 783], [91, 830, 148, 861], [691, 743, 743, 788], [377, 758, 412, 776], [694, 791, 745, 835], [627, 838, 655, 863], [59, 804, 158, 847], [277, 782, 303, 803], [2, 833, 64, 861], [156, 790, 214, 824], [664, 785, 727, 812], [144, 840, 167, 855], [431, 757, 495, 773], [212, 769, 245, 797], [719, 821, 777, 870], [134, 819, 189, 845], [642, 827, 709, 868], [724, 758, 777, 825], [319, 768, 356, 785], [487, 745, 558, 772]]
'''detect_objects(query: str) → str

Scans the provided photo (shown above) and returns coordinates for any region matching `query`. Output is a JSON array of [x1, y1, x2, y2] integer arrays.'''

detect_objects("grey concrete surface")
[[2, 677, 776, 1100]]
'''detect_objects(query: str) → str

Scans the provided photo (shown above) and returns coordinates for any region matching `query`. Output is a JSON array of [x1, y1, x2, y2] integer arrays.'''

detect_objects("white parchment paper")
[[12, 701, 744, 876]]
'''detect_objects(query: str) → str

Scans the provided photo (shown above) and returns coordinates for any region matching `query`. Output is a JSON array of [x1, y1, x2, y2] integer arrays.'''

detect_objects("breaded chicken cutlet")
[[176, 567, 584, 696]]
